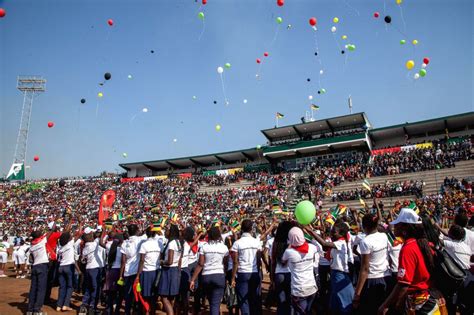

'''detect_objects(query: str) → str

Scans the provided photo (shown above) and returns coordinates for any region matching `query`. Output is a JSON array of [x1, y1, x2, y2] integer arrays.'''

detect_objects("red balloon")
[[256, 58, 261, 64], [202, 0, 207, 4], [264, 52, 269, 57], [277, 0, 284, 6], [0, 8, 6, 18], [309, 17, 317, 26], [373, 12, 380, 18], [423, 57, 430, 65], [34, 156, 39, 162], [47, 121, 54, 128], [107, 19, 114, 26]]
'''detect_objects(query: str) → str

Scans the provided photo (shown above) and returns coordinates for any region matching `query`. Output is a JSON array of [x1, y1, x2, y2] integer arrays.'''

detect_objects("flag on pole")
[[276, 112, 284, 119], [362, 179, 371, 192], [6, 163, 25, 181], [311, 104, 320, 110]]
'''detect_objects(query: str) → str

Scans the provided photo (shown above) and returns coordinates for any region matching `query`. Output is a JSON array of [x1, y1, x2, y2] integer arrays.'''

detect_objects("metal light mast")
[[12, 75, 46, 164]]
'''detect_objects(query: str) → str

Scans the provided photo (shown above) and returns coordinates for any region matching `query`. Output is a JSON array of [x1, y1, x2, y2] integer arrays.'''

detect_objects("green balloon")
[[276, 17, 283, 24], [225, 63, 231, 69], [419, 69, 427, 77], [321, 88, 326, 94], [198, 12, 204, 20], [295, 200, 316, 225], [348, 44, 355, 51], [400, 39, 406, 45], [192, 96, 197, 100]]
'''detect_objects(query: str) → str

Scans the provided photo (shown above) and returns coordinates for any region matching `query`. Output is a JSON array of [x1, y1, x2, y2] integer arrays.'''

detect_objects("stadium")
[[1, 1, 473, 315]]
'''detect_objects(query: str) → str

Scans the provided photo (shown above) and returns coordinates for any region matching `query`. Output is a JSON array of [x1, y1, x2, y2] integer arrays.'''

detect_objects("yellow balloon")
[[396, 0, 402, 4], [215, 124, 221, 131], [406, 60, 415, 70], [412, 39, 418, 45], [333, 17, 339, 23], [342, 35, 347, 40], [98, 92, 103, 98]]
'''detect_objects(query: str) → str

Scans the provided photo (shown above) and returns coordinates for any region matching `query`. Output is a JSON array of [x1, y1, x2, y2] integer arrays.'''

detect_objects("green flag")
[[6, 163, 25, 181]]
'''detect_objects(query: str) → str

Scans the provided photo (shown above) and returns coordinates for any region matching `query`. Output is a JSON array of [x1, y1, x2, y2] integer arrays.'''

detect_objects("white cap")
[[47, 222, 55, 230], [390, 208, 422, 225], [84, 227, 95, 234]]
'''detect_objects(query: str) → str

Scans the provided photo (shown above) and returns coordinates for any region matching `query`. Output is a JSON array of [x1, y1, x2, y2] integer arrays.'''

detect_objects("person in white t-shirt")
[[281, 227, 318, 315], [231, 219, 263, 315], [270, 221, 296, 315], [439, 224, 473, 314], [79, 229, 106, 313], [190, 226, 229, 315], [27, 230, 52, 314], [136, 226, 161, 314], [353, 213, 390, 314], [0, 235, 11, 277], [157, 224, 182, 315], [307, 221, 354, 315], [118, 223, 145, 315], [56, 224, 81, 312], [13, 239, 29, 278]]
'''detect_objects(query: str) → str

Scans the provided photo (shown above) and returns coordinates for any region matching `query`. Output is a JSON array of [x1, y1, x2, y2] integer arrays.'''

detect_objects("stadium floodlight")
[[6, 76, 46, 181]]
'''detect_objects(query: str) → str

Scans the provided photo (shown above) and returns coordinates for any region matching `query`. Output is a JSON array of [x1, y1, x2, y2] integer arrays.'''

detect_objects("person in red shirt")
[[378, 208, 444, 315], [44, 222, 61, 305]]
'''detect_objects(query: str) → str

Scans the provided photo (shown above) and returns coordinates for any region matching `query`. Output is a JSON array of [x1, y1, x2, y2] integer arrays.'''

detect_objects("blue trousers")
[[57, 264, 74, 308], [123, 275, 136, 315], [82, 267, 100, 308], [201, 273, 226, 315], [275, 273, 292, 315], [236, 272, 262, 315], [292, 293, 316, 315], [28, 263, 49, 312]]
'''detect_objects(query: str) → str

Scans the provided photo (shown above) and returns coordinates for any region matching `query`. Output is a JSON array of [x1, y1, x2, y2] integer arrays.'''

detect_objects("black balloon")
[[341, 50, 345, 54], [314, 52, 318, 56], [104, 72, 111, 80], [317, 91, 321, 94], [81, 98, 86, 104], [213, 101, 217, 104], [151, 50, 154, 53], [307, 78, 311, 82], [384, 15, 391, 23]]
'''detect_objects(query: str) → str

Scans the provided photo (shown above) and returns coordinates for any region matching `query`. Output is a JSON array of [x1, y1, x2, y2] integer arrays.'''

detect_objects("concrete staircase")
[[197, 180, 255, 194], [322, 160, 474, 210]]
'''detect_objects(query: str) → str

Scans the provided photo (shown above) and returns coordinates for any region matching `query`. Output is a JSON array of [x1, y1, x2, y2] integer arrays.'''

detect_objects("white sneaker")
[[0, 274, 7, 278]]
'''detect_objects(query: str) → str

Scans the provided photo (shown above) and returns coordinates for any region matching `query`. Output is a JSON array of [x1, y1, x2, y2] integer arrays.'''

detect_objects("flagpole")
[[276, 115, 278, 128], [311, 109, 314, 120]]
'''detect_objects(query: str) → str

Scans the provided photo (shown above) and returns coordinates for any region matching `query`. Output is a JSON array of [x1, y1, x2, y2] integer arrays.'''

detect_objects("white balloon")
[[421, 63, 427, 69], [128, 75, 132, 79], [331, 26, 337, 33], [414, 73, 420, 80], [217, 67, 224, 74], [142, 108, 148, 113], [243, 99, 248, 104], [173, 138, 178, 142], [308, 95, 313, 100], [319, 70, 324, 75]]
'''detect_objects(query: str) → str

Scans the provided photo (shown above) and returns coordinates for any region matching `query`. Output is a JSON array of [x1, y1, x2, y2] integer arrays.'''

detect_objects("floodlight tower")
[[12, 75, 46, 164]]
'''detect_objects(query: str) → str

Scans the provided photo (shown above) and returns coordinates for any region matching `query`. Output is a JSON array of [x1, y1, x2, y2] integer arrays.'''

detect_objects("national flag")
[[168, 211, 179, 222], [311, 104, 320, 110], [359, 198, 366, 207], [118, 212, 124, 220], [304, 232, 314, 241], [387, 230, 403, 246], [6, 163, 25, 181], [325, 212, 336, 226], [272, 200, 282, 214], [158, 217, 168, 227], [333, 204, 347, 217], [151, 222, 162, 232], [276, 112, 284, 119], [407, 201, 420, 214], [362, 179, 371, 192]]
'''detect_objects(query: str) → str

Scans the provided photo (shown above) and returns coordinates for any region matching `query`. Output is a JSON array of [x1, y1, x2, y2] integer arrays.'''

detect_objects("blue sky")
[[0, 0, 472, 179]]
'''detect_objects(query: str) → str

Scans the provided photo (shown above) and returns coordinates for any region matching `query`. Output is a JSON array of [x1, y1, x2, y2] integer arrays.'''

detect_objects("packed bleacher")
[[0, 138, 473, 315]]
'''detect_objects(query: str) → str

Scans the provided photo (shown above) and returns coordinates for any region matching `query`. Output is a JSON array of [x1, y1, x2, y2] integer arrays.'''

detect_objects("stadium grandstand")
[[120, 111, 474, 178]]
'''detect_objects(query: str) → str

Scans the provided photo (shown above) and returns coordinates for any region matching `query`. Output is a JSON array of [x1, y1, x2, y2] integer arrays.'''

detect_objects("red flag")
[[99, 190, 116, 225]]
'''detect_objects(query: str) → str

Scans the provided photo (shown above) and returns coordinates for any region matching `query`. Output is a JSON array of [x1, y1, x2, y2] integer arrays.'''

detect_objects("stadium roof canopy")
[[260, 112, 370, 143], [368, 111, 474, 143], [119, 148, 265, 172]]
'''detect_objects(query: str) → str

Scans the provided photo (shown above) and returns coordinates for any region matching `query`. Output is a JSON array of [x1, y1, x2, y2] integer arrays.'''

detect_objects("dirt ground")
[[0, 263, 277, 315]]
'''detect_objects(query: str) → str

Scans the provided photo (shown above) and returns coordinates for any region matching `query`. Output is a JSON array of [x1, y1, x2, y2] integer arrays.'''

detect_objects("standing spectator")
[[27, 230, 51, 315], [0, 235, 10, 277]]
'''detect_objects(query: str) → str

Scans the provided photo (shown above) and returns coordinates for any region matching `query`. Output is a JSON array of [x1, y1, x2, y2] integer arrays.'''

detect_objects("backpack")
[[432, 247, 467, 295]]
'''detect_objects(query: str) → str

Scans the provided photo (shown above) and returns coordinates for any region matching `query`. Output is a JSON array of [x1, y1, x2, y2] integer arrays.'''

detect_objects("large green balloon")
[[419, 69, 427, 77], [295, 200, 316, 225], [276, 17, 283, 24], [400, 39, 406, 45], [198, 12, 205, 20], [225, 63, 231, 69]]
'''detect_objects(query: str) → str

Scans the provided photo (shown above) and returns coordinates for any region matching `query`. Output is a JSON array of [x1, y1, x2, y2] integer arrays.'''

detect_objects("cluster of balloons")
[[414, 57, 430, 79], [0, 8, 6, 18], [295, 200, 316, 225]]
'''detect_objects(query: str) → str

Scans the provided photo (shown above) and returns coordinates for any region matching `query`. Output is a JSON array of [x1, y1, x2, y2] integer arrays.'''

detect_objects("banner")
[[99, 190, 116, 225], [415, 142, 433, 149], [178, 173, 192, 178], [120, 177, 144, 183], [203, 170, 217, 176], [370, 147, 401, 156], [6, 163, 25, 181], [143, 175, 168, 181], [401, 145, 416, 152]]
